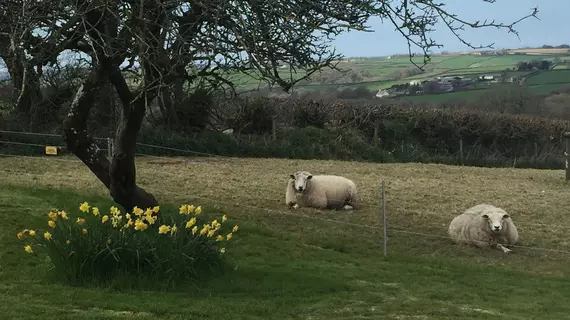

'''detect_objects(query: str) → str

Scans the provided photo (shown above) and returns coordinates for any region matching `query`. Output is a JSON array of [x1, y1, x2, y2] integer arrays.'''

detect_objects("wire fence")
[[1, 130, 570, 257], [0, 128, 566, 170]]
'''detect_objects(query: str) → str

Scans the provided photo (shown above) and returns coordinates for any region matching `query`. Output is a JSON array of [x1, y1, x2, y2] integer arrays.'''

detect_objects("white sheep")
[[448, 203, 519, 253], [285, 171, 360, 210]]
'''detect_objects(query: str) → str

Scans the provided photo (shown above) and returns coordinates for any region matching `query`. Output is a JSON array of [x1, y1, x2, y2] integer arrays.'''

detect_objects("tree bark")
[[62, 63, 158, 213], [1, 50, 43, 129]]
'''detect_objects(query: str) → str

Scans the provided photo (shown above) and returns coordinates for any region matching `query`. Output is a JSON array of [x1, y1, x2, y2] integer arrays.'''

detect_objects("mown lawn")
[[1, 155, 570, 319]]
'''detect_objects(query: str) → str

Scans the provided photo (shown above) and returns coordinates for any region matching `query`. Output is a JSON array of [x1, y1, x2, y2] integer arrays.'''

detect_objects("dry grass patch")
[[2, 154, 570, 275]]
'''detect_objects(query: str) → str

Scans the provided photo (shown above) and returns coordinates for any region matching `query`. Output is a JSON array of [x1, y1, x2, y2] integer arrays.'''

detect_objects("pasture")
[[2, 154, 570, 319], [233, 49, 570, 92]]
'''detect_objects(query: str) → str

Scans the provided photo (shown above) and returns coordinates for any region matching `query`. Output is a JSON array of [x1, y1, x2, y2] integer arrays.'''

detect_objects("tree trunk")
[[62, 64, 158, 213], [2, 50, 43, 129], [159, 86, 179, 129], [109, 94, 159, 211]]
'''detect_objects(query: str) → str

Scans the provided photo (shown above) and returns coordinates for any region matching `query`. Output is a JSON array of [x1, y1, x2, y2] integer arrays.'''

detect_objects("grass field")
[[2, 154, 570, 319], [233, 48, 570, 92], [398, 81, 570, 103], [525, 69, 570, 85]]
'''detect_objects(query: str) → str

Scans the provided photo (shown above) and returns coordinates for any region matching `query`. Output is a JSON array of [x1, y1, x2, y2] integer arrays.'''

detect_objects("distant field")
[[525, 69, 570, 85], [508, 48, 570, 55], [397, 80, 570, 104], [228, 48, 570, 106]]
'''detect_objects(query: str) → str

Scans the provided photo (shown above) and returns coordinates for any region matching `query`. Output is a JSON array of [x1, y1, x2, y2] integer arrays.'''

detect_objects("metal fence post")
[[381, 180, 387, 257], [107, 137, 113, 160]]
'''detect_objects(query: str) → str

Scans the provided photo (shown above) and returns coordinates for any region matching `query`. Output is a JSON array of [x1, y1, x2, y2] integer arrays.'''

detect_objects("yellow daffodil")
[[185, 217, 196, 229], [134, 220, 148, 231], [44, 231, 52, 240], [158, 225, 171, 234], [92, 207, 100, 216], [24, 245, 33, 253], [144, 214, 156, 225], [232, 225, 239, 232], [207, 230, 215, 238], [219, 247, 226, 254], [179, 205, 188, 214], [48, 220, 56, 228], [101, 215, 109, 224], [152, 206, 160, 213], [59, 211, 69, 220], [222, 215, 228, 223], [28, 230, 36, 237], [125, 213, 131, 220], [226, 232, 233, 241], [82, 228, 87, 234], [144, 208, 153, 216], [132, 206, 143, 216], [199, 224, 210, 236], [170, 225, 178, 235], [16, 232, 24, 239], [127, 218, 134, 226], [211, 220, 219, 229], [111, 216, 122, 228], [79, 202, 90, 213], [76, 217, 86, 225], [48, 211, 58, 221], [136, 223, 148, 231], [187, 205, 195, 213], [109, 206, 121, 217], [216, 235, 223, 241], [191, 226, 198, 235], [195, 206, 202, 215]]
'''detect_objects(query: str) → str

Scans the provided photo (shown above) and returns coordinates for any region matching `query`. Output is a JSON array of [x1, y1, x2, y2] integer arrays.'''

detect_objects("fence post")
[[373, 124, 379, 147], [271, 118, 276, 141], [381, 179, 387, 257], [564, 132, 570, 181], [459, 138, 464, 166], [107, 137, 113, 160]]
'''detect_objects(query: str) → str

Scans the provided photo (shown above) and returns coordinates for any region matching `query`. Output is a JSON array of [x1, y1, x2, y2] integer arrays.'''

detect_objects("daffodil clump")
[[17, 202, 240, 286]]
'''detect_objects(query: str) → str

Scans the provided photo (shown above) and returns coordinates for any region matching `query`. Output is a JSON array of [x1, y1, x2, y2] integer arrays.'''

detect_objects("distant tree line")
[[516, 60, 553, 71]]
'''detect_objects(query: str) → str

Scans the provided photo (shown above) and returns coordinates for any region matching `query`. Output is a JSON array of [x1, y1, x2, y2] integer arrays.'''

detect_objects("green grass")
[[2, 155, 570, 319], [133, 50, 570, 91], [525, 69, 570, 85], [527, 83, 570, 95]]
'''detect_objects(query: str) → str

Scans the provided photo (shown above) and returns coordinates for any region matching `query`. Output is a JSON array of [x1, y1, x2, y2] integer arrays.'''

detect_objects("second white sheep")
[[448, 203, 519, 253]]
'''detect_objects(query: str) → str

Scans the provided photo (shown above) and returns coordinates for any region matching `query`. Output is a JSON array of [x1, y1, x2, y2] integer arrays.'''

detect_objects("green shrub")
[[17, 201, 240, 287], [293, 99, 328, 129], [229, 97, 275, 134], [175, 87, 216, 132]]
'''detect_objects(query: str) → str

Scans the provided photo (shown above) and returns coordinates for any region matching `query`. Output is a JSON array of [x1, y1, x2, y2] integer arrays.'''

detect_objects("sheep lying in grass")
[[448, 204, 519, 253], [285, 171, 360, 210]]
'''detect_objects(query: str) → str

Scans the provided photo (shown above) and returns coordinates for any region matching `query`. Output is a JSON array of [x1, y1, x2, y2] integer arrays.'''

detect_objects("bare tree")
[[0, 0, 538, 211]]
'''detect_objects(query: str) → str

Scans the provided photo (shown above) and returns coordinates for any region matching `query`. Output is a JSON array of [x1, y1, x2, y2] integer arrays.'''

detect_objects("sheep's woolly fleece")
[[448, 203, 519, 253], [285, 171, 360, 210]]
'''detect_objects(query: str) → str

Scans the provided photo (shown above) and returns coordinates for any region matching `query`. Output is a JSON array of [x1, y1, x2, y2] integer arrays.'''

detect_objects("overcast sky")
[[332, 0, 569, 57]]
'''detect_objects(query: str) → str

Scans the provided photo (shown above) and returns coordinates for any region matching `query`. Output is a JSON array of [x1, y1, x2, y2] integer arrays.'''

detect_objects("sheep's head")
[[289, 171, 313, 193], [481, 209, 510, 233]]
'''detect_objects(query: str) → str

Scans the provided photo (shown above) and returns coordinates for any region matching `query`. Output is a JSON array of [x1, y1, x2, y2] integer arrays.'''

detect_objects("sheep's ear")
[[307, 175, 313, 180], [482, 214, 489, 219], [290, 174, 295, 180], [503, 214, 510, 219]]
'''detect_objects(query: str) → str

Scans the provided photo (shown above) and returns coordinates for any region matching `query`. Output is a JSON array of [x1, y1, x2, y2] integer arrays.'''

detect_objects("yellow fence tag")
[[45, 146, 58, 155]]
